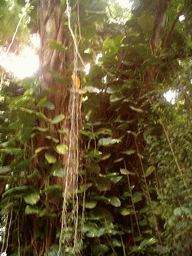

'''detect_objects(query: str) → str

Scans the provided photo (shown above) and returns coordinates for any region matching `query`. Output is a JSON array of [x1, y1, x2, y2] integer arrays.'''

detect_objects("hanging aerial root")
[[58, 1, 84, 254]]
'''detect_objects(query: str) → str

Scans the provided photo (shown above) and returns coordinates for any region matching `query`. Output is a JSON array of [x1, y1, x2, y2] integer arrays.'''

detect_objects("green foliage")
[[49, 40, 68, 52], [44, 244, 65, 255], [78, 30, 164, 254], [142, 59, 192, 255], [1, 0, 192, 255], [78, 1, 192, 252], [0, 0, 33, 53], [106, 1, 131, 24], [0, 76, 68, 254]]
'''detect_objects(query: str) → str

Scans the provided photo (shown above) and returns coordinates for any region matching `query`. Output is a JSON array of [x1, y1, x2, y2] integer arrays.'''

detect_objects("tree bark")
[[27, 0, 82, 254]]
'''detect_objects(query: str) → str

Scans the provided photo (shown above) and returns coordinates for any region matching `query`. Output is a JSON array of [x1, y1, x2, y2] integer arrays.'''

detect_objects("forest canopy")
[[1, 0, 192, 255]]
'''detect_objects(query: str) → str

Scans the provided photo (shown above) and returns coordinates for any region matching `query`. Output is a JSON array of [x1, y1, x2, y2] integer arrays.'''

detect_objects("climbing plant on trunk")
[[1, 0, 192, 255], [0, 0, 107, 255], [31, 0, 82, 253], [80, 0, 192, 255]]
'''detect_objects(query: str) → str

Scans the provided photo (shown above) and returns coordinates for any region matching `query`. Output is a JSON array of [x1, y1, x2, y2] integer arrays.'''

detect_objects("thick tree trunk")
[[38, 0, 71, 186], [26, 0, 82, 254], [38, 0, 82, 193]]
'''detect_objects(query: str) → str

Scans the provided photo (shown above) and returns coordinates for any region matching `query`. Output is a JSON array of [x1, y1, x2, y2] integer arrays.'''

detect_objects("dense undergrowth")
[[1, 50, 192, 256]]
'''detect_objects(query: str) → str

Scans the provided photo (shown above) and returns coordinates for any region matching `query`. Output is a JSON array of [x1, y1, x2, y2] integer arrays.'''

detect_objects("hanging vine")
[[58, 1, 84, 254]]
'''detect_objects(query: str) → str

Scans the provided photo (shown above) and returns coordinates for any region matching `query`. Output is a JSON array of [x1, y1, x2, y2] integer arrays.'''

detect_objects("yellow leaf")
[[71, 71, 81, 89]]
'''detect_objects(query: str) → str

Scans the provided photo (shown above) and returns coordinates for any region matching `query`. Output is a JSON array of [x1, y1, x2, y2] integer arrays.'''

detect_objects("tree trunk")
[[25, 0, 82, 254]]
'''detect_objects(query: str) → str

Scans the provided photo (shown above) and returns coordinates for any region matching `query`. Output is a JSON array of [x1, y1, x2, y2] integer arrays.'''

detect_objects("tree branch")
[[163, 9, 183, 51], [150, 0, 168, 55]]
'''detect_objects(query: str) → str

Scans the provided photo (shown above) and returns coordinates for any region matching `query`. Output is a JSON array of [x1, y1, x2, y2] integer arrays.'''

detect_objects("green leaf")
[[14, 159, 30, 170], [43, 101, 55, 110], [2, 186, 30, 198], [114, 157, 123, 163], [120, 208, 131, 216], [114, 35, 124, 47], [24, 192, 40, 205], [36, 112, 51, 122], [120, 168, 135, 175], [21, 126, 33, 141], [130, 106, 143, 113], [174, 207, 192, 217], [45, 245, 65, 256], [88, 65, 105, 80], [100, 153, 111, 160], [1, 202, 14, 214], [95, 128, 112, 136], [84, 222, 107, 238], [36, 97, 47, 108], [85, 149, 102, 158], [109, 196, 121, 207], [98, 137, 120, 146], [117, 123, 130, 130], [49, 40, 68, 52], [144, 166, 155, 177], [27, 169, 41, 180], [19, 107, 34, 114], [46, 135, 59, 143], [111, 176, 122, 183], [79, 183, 93, 192], [53, 167, 65, 177], [131, 245, 141, 253], [99, 173, 115, 178], [123, 79, 145, 89], [122, 192, 131, 199], [133, 192, 143, 203], [56, 144, 68, 154], [112, 238, 122, 247], [83, 222, 99, 235], [110, 94, 123, 102], [50, 161, 61, 174], [51, 114, 65, 124], [0, 147, 24, 156], [84, 201, 97, 209], [0, 166, 10, 174], [95, 176, 111, 191], [87, 86, 99, 93], [45, 152, 57, 164], [42, 185, 63, 194], [35, 146, 50, 154], [9, 120, 22, 129], [25, 205, 41, 215], [106, 84, 121, 94], [88, 163, 101, 174], [80, 130, 95, 138], [143, 56, 158, 67], [103, 38, 115, 50], [94, 244, 110, 254], [121, 150, 135, 155], [140, 238, 156, 248], [33, 126, 49, 132]]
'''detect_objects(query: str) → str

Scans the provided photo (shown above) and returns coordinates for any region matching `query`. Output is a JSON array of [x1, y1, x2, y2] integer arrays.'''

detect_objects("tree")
[[1, 0, 192, 255], [1, 0, 107, 255]]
